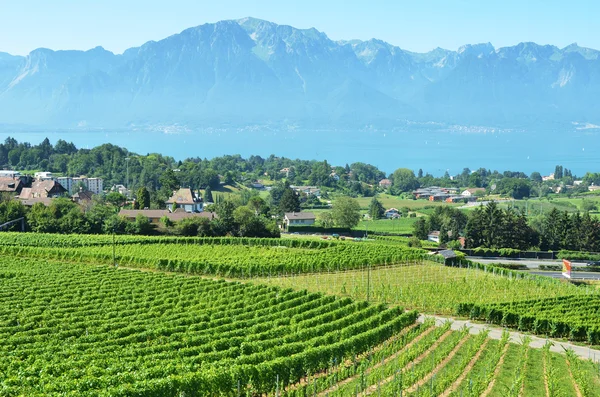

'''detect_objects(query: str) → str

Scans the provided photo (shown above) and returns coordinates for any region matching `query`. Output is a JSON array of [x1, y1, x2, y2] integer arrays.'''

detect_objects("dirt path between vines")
[[440, 339, 490, 397], [315, 325, 435, 397], [361, 329, 453, 396], [480, 343, 510, 397]]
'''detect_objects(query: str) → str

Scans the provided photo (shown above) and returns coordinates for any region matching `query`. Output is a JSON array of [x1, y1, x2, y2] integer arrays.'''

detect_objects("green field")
[[355, 217, 419, 234], [354, 194, 460, 212]]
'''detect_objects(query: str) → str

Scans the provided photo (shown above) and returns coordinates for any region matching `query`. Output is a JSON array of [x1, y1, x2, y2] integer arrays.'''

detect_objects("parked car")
[[586, 260, 600, 266]]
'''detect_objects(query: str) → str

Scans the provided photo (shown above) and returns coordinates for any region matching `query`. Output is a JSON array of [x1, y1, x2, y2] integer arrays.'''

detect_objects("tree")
[[318, 212, 335, 228], [204, 186, 214, 203], [105, 192, 127, 207], [135, 187, 151, 209], [279, 188, 301, 213], [582, 199, 598, 213], [391, 168, 419, 193], [530, 172, 543, 183], [332, 197, 361, 228], [412, 217, 428, 240], [368, 197, 385, 220]]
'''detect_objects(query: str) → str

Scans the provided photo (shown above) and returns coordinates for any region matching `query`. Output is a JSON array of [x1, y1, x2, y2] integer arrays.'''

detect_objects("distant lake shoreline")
[[1, 127, 598, 176]]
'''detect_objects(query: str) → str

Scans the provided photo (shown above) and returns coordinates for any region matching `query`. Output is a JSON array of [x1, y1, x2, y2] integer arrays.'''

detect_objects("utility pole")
[[125, 157, 130, 198], [112, 226, 116, 267], [366, 263, 371, 302]]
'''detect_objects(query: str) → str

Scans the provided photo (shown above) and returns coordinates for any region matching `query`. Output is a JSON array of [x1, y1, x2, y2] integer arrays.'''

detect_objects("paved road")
[[417, 314, 600, 362], [468, 257, 589, 269], [528, 271, 600, 280]]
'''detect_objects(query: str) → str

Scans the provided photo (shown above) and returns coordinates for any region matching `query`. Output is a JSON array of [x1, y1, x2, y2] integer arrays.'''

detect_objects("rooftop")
[[284, 212, 316, 220]]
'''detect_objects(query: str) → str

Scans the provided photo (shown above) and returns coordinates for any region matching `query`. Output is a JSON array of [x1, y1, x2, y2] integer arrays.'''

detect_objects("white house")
[[384, 208, 401, 219], [428, 231, 440, 243], [283, 212, 316, 229], [166, 188, 203, 213], [461, 188, 485, 197]]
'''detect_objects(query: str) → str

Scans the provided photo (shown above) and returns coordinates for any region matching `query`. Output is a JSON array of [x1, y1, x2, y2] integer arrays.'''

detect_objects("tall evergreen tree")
[[135, 187, 151, 209], [279, 188, 301, 213], [368, 197, 385, 220]]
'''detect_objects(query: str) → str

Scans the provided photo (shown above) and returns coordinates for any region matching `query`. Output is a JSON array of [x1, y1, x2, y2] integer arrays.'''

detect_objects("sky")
[[0, 0, 598, 55]]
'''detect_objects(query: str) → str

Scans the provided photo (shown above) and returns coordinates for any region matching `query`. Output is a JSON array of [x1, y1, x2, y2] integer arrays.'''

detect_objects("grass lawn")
[[353, 194, 460, 212], [354, 217, 418, 234]]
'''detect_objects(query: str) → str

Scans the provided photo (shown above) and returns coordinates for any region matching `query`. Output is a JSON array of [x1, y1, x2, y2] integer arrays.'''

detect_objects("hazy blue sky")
[[0, 0, 597, 55]]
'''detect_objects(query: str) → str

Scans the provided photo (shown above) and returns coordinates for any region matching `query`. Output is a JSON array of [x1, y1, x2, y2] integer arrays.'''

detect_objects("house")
[[429, 193, 450, 202], [20, 198, 55, 207], [283, 212, 316, 229], [119, 209, 216, 224], [438, 249, 458, 266], [34, 172, 55, 181], [72, 189, 95, 204], [280, 168, 291, 177], [0, 177, 23, 195], [589, 185, 600, 192], [330, 173, 340, 181], [111, 184, 131, 197], [166, 188, 203, 213], [542, 174, 555, 182], [461, 188, 485, 197], [573, 180, 583, 186], [384, 208, 401, 219], [0, 170, 20, 178], [428, 231, 440, 243], [19, 180, 67, 200], [379, 179, 392, 189], [291, 186, 321, 196]]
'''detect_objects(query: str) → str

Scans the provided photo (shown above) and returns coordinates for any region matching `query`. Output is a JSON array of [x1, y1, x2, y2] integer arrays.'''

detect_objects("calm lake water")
[[2, 126, 599, 176]]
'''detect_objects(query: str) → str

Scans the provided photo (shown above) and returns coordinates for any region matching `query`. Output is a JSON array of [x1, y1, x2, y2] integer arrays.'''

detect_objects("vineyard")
[[460, 295, 600, 343], [0, 233, 426, 277], [2, 232, 600, 395], [0, 256, 417, 396], [259, 263, 587, 315]]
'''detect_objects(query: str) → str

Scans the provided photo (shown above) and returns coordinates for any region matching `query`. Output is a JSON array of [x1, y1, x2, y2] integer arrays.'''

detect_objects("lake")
[[1, 125, 598, 176]]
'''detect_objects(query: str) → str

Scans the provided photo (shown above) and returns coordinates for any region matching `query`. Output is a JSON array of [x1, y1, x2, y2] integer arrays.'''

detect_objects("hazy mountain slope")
[[0, 18, 598, 128]]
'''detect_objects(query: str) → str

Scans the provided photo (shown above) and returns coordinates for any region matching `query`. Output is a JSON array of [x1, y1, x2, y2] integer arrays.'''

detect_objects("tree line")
[[413, 201, 600, 252]]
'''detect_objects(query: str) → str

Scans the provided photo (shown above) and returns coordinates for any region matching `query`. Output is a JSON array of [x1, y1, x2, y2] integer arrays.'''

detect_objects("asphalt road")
[[417, 315, 600, 362], [468, 257, 589, 269], [528, 271, 600, 280]]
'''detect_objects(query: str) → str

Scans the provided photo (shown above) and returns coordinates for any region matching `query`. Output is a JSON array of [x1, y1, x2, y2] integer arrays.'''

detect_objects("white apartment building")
[[56, 176, 104, 194]]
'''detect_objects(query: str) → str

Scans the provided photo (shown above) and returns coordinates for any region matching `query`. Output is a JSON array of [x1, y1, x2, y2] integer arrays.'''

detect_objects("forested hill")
[[0, 17, 599, 128]]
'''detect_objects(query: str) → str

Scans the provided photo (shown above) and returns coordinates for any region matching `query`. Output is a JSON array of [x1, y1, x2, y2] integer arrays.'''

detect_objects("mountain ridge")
[[0, 17, 599, 129]]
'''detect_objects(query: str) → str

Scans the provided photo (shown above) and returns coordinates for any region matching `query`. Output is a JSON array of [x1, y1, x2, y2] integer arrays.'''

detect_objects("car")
[[586, 260, 600, 266]]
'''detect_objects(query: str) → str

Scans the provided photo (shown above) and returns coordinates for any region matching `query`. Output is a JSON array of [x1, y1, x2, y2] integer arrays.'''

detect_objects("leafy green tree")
[[332, 197, 361, 228], [279, 188, 301, 213], [530, 172, 543, 183], [318, 212, 335, 228], [391, 168, 419, 193], [582, 199, 598, 213], [105, 192, 127, 207], [368, 197, 385, 220]]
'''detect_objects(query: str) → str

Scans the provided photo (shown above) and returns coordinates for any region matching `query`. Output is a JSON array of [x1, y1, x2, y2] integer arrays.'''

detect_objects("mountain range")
[[0, 17, 599, 129]]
